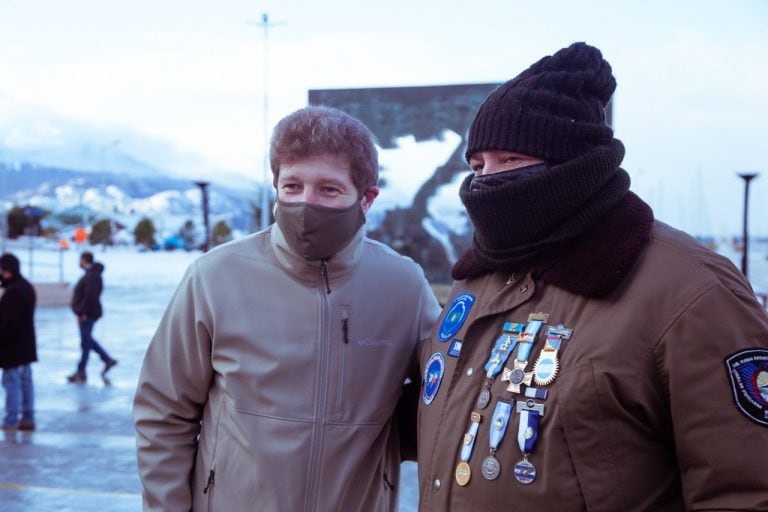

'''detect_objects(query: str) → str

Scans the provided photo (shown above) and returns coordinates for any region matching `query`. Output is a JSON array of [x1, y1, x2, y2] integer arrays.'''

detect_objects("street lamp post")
[[0, 160, 6, 253], [195, 181, 210, 252], [101, 139, 121, 245], [737, 172, 759, 279], [248, 12, 284, 231]]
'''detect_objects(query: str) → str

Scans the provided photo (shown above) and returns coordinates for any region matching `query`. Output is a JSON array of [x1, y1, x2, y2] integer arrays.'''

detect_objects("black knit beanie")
[[465, 42, 615, 163]]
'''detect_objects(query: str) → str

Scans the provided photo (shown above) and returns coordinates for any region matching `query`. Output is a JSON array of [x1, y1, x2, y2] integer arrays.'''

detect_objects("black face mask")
[[274, 199, 366, 261], [459, 141, 630, 273], [468, 162, 550, 192]]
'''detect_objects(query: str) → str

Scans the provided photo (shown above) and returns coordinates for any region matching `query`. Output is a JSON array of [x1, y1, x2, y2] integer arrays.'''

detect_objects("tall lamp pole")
[[248, 13, 284, 231], [737, 172, 759, 279], [195, 181, 210, 252], [101, 139, 121, 245]]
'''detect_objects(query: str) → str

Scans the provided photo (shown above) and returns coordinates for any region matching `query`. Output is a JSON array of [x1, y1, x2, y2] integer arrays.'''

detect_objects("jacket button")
[[433, 479, 441, 490], [519, 285, 528, 293], [466, 367, 474, 376]]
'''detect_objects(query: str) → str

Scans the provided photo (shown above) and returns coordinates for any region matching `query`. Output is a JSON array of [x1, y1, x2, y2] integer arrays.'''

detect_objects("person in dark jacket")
[[67, 251, 116, 383], [417, 42, 768, 511], [0, 253, 37, 431]]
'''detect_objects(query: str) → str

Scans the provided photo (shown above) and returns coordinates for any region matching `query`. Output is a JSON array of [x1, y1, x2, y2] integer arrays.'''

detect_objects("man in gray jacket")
[[133, 106, 441, 511]]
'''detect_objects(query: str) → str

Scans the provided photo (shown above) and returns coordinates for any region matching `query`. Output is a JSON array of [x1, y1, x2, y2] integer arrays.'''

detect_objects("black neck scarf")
[[458, 139, 630, 276]]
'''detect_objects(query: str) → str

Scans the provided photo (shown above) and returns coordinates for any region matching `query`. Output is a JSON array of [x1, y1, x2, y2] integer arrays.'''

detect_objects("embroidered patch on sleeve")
[[725, 348, 768, 427]]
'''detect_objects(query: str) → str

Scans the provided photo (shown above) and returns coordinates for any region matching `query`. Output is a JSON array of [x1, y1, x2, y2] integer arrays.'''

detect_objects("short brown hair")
[[80, 251, 94, 264], [269, 106, 379, 195]]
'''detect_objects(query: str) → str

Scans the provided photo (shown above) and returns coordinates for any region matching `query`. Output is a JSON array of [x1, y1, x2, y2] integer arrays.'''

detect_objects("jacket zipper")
[[202, 397, 225, 500], [304, 264, 333, 511], [203, 469, 215, 493], [320, 259, 331, 294]]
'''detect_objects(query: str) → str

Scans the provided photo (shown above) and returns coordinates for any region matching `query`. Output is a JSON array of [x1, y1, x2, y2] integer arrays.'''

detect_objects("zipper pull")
[[203, 469, 215, 494], [342, 316, 349, 344], [320, 259, 331, 294]]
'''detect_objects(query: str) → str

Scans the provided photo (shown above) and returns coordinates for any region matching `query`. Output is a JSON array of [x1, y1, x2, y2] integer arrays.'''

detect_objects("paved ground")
[[0, 303, 145, 512], [0, 249, 419, 511]]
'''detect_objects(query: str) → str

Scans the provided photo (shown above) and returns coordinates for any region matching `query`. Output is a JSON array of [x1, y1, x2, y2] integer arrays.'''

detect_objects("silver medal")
[[481, 455, 501, 480], [514, 458, 536, 484], [476, 387, 491, 409]]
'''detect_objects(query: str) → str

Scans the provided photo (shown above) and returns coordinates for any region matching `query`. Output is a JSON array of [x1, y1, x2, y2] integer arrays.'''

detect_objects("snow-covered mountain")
[[0, 92, 269, 243], [2, 85, 491, 282], [0, 163, 264, 240]]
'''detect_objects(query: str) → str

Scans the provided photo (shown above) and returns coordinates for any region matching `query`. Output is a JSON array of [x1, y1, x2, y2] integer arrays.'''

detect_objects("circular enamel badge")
[[533, 352, 560, 386], [438, 292, 475, 342], [422, 352, 446, 405]]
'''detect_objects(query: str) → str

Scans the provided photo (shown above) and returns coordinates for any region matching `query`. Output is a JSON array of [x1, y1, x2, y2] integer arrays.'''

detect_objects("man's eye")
[[321, 187, 340, 195]]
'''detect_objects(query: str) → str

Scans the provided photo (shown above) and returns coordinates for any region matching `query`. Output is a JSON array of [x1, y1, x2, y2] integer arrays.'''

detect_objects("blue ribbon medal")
[[514, 398, 545, 484], [476, 322, 522, 410], [454, 411, 482, 486], [481, 398, 513, 481]]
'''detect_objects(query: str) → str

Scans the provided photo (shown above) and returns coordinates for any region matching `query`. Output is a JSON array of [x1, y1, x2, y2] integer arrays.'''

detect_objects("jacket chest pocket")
[[332, 306, 351, 415], [326, 305, 405, 423]]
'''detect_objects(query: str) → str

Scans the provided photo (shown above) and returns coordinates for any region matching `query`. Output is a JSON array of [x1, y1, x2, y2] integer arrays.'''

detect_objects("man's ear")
[[361, 186, 380, 213]]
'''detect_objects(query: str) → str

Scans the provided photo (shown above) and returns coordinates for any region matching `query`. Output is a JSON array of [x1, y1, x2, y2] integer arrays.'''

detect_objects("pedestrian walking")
[[67, 251, 117, 383], [0, 253, 37, 431]]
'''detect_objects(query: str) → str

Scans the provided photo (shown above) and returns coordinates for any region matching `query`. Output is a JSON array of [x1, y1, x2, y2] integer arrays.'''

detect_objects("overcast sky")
[[1, 0, 767, 236]]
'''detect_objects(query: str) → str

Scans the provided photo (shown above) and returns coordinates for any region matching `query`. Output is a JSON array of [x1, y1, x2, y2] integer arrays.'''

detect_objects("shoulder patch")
[[438, 292, 475, 342], [725, 348, 768, 427], [423, 352, 446, 406]]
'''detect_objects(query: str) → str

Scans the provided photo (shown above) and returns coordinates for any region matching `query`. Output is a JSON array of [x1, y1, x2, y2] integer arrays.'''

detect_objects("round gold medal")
[[455, 461, 471, 486]]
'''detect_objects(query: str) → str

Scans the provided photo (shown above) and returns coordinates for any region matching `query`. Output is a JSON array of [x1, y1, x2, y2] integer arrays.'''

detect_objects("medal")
[[455, 411, 482, 486], [514, 400, 543, 484], [532, 325, 572, 387], [455, 461, 471, 486], [481, 455, 501, 480], [532, 350, 559, 386], [514, 457, 536, 484], [482, 399, 513, 481], [476, 387, 491, 410], [501, 320, 543, 394], [476, 322, 522, 410], [483, 322, 522, 378], [502, 359, 534, 394]]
